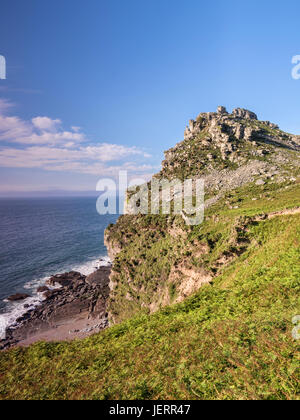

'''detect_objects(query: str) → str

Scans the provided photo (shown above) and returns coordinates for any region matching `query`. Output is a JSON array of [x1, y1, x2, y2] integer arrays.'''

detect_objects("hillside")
[[0, 107, 299, 400], [105, 106, 300, 325]]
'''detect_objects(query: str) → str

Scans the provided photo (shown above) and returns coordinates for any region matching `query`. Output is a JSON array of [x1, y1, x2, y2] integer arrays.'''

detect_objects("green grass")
[[0, 117, 299, 400], [0, 185, 299, 399], [106, 181, 300, 323]]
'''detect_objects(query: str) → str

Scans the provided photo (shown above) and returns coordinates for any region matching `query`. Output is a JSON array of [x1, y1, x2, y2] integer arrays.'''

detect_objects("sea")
[[0, 197, 119, 339]]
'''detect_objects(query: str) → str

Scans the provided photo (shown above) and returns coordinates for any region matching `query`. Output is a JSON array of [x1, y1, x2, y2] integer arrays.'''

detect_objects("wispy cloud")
[[0, 86, 43, 95], [0, 98, 155, 178], [0, 98, 15, 113], [0, 145, 155, 173], [0, 103, 85, 146], [32, 116, 62, 131]]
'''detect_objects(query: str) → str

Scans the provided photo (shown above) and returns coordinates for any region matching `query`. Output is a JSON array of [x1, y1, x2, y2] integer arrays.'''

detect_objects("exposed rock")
[[103, 105, 300, 328], [43, 290, 56, 300], [263, 121, 279, 129], [234, 123, 245, 140], [217, 105, 228, 115], [1, 266, 111, 350], [37, 286, 49, 293], [161, 105, 299, 184], [244, 126, 255, 141], [47, 271, 85, 288], [104, 233, 123, 261], [7, 293, 30, 302], [86, 267, 111, 286], [232, 108, 258, 120]]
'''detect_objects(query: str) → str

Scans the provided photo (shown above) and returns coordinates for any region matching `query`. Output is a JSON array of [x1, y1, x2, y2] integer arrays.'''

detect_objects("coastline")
[[0, 260, 112, 350]]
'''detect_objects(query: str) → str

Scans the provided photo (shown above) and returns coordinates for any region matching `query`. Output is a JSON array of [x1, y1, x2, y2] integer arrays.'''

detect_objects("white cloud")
[[0, 112, 85, 145], [71, 126, 81, 132], [0, 98, 14, 113], [16, 130, 86, 145], [0, 146, 158, 176], [0, 99, 155, 178], [0, 115, 33, 141], [83, 144, 150, 161], [32, 116, 62, 132], [0, 145, 157, 175]]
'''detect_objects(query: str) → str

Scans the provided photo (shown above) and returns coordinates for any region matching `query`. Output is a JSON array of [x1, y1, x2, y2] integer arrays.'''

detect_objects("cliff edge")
[[105, 106, 300, 324]]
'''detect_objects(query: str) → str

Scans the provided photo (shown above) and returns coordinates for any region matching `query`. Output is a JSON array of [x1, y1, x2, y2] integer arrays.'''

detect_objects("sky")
[[0, 0, 300, 195]]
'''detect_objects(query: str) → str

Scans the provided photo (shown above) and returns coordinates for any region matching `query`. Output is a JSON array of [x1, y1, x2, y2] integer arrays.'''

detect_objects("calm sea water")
[[0, 197, 118, 338]]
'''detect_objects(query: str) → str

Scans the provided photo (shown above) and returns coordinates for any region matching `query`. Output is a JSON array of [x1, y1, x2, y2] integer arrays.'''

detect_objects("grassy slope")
[[107, 178, 300, 324], [0, 183, 299, 400]]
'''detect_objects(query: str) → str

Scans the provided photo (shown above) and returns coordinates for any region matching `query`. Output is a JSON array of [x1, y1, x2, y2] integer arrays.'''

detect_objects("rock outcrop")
[[232, 107, 257, 120], [3, 106, 299, 348], [105, 106, 300, 325], [162, 106, 299, 181], [7, 293, 31, 302], [0, 267, 111, 349]]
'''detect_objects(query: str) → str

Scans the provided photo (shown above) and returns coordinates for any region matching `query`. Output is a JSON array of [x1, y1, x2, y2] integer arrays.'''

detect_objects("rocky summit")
[[159, 106, 299, 183], [104, 106, 300, 326]]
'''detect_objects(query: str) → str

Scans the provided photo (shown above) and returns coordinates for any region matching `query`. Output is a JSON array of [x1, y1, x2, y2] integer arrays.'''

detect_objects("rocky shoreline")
[[0, 264, 111, 350]]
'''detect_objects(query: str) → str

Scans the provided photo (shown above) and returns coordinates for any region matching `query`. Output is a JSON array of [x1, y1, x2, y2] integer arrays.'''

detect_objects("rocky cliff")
[[160, 106, 299, 181], [1, 107, 299, 400], [105, 106, 300, 325]]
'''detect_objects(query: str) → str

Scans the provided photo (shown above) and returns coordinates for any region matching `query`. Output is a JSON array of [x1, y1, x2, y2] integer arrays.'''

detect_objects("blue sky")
[[0, 0, 300, 194]]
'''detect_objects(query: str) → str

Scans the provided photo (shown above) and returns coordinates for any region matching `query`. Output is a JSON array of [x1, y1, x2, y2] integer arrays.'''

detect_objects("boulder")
[[232, 108, 258, 120], [217, 106, 228, 115], [86, 267, 111, 286], [244, 126, 255, 141], [47, 271, 86, 287], [256, 179, 265, 186], [7, 293, 30, 302]]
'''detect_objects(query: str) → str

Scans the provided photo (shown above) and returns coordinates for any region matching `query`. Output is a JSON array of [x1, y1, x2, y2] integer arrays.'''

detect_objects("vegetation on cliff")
[[0, 107, 299, 400], [105, 107, 300, 325]]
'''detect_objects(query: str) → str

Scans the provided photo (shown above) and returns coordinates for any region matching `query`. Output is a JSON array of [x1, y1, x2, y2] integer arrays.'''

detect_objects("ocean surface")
[[0, 197, 118, 339]]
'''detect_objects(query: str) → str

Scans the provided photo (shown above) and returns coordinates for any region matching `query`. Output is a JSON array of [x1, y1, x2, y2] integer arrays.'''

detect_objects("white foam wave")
[[71, 256, 111, 275], [0, 295, 45, 340], [0, 255, 110, 340]]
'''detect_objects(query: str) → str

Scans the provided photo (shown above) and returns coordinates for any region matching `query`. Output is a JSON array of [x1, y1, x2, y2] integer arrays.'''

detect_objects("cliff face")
[[159, 106, 299, 181], [1, 108, 300, 400], [105, 107, 300, 325]]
